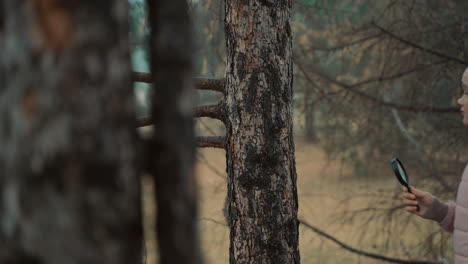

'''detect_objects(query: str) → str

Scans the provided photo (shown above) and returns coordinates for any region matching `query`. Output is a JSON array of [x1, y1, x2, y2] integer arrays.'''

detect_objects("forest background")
[[129, 0, 467, 263]]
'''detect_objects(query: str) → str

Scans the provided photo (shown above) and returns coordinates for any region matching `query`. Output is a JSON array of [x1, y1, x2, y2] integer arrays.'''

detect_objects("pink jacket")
[[439, 164, 468, 263]]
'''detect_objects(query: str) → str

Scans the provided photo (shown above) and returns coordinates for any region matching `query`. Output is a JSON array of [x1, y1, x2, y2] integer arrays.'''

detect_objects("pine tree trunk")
[[0, 1, 141, 263], [147, 0, 202, 263], [224, 0, 300, 263]]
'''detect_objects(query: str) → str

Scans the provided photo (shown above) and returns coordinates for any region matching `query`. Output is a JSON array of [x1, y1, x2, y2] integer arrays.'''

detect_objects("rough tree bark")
[[147, 0, 202, 263], [225, 0, 300, 263], [0, 1, 141, 263]]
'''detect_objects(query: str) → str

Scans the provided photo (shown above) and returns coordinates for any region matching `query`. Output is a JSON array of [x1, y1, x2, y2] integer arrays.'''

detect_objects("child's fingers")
[[402, 192, 416, 200], [405, 206, 419, 213], [409, 186, 426, 198], [404, 199, 418, 206]]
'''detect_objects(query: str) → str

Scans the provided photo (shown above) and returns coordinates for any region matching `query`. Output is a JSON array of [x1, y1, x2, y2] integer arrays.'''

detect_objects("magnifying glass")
[[390, 157, 419, 210]]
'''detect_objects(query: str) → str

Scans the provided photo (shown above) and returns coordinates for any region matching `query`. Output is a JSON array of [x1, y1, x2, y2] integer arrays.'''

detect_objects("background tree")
[[224, 0, 300, 263], [0, 1, 141, 263], [147, 0, 202, 263]]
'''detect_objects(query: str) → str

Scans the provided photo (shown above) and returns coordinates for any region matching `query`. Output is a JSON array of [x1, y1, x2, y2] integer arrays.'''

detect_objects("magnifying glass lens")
[[396, 162, 407, 183]]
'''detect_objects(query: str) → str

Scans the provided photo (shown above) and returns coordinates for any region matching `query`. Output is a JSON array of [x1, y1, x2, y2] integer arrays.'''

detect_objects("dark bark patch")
[[258, 231, 287, 261], [83, 160, 119, 190], [285, 217, 299, 245], [265, 61, 291, 105], [258, 0, 276, 8], [239, 169, 270, 190], [245, 68, 261, 112], [278, 29, 289, 58], [285, 20, 291, 38], [235, 53, 247, 80], [237, 145, 272, 190]]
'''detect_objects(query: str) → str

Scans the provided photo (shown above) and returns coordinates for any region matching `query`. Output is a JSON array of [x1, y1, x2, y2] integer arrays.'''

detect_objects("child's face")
[[457, 83, 468, 127]]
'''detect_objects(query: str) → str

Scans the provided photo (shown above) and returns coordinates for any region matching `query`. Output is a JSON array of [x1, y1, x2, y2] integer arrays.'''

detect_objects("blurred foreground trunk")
[[147, 0, 202, 263], [224, 0, 300, 263], [0, 1, 141, 263]]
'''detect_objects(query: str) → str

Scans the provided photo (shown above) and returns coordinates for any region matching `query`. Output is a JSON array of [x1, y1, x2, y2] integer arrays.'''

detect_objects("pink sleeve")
[[438, 201, 456, 233]]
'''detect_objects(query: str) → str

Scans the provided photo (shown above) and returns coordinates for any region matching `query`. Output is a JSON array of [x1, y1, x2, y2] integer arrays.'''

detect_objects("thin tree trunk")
[[225, 0, 300, 263], [304, 86, 318, 143], [147, 0, 202, 263], [0, 1, 141, 264]]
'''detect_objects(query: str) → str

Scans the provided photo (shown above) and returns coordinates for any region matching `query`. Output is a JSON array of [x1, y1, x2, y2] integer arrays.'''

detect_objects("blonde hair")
[[462, 67, 468, 86]]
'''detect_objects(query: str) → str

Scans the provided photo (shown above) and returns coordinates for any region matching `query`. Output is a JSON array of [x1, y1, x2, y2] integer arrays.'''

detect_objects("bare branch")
[[196, 153, 225, 179], [347, 62, 445, 88], [133, 72, 225, 93], [194, 104, 224, 121], [372, 22, 468, 66], [136, 103, 225, 128], [309, 67, 459, 113], [294, 55, 456, 113], [199, 217, 227, 226], [305, 33, 384, 53], [390, 108, 455, 192], [198, 118, 219, 136], [299, 219, 444, 264], [194, 77, 225, 94], [197, 136, 225, 149], [293, 57, 341, 99]]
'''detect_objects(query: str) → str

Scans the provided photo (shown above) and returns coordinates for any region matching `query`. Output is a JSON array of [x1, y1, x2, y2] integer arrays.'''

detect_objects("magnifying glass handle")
[[406, 185, 413, 194]]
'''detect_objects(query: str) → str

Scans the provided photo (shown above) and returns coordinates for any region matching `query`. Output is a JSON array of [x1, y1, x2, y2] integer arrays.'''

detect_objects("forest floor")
[[141, 138, 451, 264], [193, 141, 450, 264]]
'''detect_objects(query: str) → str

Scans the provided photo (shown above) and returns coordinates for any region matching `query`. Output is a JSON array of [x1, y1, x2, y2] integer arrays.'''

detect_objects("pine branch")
[[194, 104, 224, 121], [194, 77, 225, 94], [197, 136, 225, 149], [136, 103, 224, 128], [133, 72, 225, 93]]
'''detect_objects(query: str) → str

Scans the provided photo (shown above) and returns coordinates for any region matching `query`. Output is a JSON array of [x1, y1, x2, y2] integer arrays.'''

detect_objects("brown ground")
[[194, 141, 450, 264]]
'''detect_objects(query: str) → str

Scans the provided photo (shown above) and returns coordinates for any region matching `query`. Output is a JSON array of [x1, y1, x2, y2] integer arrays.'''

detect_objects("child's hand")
[[402, 186, 448, 222]]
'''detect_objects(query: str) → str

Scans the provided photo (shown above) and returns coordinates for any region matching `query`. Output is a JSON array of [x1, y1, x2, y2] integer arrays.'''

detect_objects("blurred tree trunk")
[[225, 0, 300, 263], [0, 2, 3, 33], [0, 1, 141, 264], [147, 0, 202, 263], [0, 1, 3, 95], [304, 87, 318, 143]]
